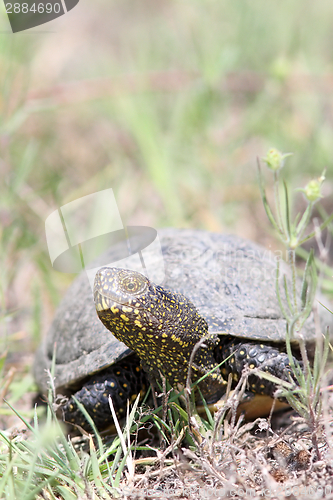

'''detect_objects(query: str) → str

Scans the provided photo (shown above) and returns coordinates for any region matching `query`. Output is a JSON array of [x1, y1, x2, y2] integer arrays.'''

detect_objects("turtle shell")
[[34, 228, 329, 393]]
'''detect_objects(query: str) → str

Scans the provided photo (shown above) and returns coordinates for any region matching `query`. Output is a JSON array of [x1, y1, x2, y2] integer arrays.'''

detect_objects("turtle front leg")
[[215, 337, 302, 398], [62, 356, 147, 432]]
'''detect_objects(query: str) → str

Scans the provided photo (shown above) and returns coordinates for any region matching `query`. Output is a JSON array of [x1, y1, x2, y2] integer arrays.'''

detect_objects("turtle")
[[34, 228, 331, 431]]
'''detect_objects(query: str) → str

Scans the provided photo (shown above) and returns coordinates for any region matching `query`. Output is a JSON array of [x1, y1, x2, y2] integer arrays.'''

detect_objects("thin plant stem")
[[273, 171, 285, 235]]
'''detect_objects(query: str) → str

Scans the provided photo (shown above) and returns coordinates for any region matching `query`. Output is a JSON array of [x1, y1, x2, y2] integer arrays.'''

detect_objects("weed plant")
[[257, 149, 333, 458]]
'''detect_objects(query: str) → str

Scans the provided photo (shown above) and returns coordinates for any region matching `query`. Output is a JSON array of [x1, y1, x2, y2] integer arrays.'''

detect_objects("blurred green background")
[[0, 0, 332, 425]]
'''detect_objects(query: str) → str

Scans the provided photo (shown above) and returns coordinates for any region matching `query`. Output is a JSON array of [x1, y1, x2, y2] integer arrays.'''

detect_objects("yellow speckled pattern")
[[94, 267, 225, 399]]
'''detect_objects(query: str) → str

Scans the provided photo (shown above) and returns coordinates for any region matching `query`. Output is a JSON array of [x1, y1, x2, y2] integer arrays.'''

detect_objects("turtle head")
[[93, 267, 220, 389], [94, 267, 150, 309]]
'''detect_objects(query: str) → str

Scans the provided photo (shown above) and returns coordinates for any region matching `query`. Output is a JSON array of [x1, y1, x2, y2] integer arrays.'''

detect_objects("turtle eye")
[[119, 272, 148, 295]]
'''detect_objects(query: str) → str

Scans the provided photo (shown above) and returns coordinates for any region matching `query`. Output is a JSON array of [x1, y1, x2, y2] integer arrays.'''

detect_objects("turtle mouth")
[[94, 289, 146, 311]]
